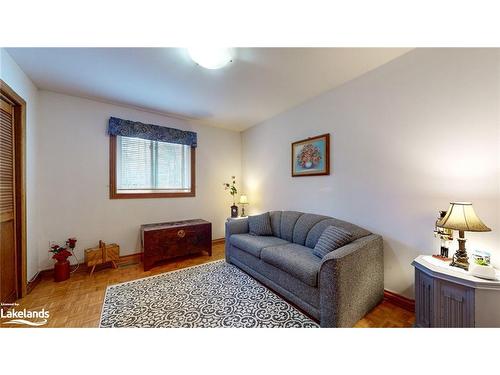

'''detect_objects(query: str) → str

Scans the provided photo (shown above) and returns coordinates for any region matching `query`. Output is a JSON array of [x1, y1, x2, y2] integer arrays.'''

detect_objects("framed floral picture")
[[291, 133, 330, 177]]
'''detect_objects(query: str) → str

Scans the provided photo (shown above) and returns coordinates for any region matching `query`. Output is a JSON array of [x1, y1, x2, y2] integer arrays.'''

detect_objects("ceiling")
[[6, 48, 411, 131]]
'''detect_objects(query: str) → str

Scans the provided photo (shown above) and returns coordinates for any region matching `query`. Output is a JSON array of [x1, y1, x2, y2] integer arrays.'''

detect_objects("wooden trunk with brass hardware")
[[141, 219, 212, 271]]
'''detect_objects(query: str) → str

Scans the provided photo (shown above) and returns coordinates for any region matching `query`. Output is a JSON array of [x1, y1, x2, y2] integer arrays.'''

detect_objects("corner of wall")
[[1, 48, 41, 282]]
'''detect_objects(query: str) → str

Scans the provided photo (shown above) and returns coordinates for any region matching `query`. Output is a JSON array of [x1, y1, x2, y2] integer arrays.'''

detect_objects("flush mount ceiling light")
[[187, 48, 233, 69]]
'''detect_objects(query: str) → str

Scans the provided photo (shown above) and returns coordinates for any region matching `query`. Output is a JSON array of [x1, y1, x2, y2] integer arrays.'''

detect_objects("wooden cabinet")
[[412, 255, 500, 328], [141, 219, 212, 271], [436, 279, 475, 327], [415, 269, 434, 327]]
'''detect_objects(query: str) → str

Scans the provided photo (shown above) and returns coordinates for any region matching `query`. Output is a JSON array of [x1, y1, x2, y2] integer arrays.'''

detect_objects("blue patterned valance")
[[108, 117, 197, 148]]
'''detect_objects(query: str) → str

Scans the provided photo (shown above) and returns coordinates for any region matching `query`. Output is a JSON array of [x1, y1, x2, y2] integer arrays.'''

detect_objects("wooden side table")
[[412, 255, 500, 327], [226, 216, 247, 222]]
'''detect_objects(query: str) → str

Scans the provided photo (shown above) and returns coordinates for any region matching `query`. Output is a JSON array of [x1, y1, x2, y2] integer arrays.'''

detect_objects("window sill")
[[110, 191, 195, 199]]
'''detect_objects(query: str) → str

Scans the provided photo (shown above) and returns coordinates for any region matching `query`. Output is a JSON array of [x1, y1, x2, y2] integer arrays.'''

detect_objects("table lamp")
[[239, 195, 249, 217], [437, 202, 491, 270]]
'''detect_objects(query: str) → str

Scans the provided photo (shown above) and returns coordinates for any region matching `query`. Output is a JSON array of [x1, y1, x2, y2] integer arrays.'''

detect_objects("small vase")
[[54, 259, 70, 282], [231, 204, 239, 218]]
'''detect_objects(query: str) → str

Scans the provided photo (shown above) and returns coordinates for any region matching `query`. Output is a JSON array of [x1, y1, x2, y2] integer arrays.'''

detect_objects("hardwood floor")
[[1, 242, 415, 328]]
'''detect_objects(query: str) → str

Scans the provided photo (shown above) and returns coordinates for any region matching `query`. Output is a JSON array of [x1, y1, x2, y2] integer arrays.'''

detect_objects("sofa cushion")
[[229, 234, 289, 258], [305, 218, 371, 249], [312, 226, 353, 259], [280, 211, 303, 242], [248, 212, 273, 236], [292, 213, 329, 246], [269, 211, 282, 237], [261, 243, 321, 287]]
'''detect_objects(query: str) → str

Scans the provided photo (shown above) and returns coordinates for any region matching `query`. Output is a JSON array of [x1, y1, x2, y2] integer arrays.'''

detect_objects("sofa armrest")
[[225, 218, 249, 238], [319, 234, 384, 327], [224, 218, 249, 262]]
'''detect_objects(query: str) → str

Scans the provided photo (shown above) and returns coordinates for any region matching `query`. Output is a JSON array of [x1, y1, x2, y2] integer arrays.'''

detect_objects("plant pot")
[[54, 259, 70, 282]]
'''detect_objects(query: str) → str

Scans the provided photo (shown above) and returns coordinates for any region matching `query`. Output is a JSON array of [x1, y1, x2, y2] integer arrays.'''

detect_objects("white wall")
[[242, 48, 500, 298], [0, 49, 40, 282], [37, 91, 241, 270]]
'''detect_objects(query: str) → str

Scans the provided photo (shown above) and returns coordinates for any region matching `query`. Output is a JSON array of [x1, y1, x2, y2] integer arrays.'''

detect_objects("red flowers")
[[66, 238, 77, 249], [51, 249, 72, 262], [297, 144, 322, 168], [49, 238, 77, 262]]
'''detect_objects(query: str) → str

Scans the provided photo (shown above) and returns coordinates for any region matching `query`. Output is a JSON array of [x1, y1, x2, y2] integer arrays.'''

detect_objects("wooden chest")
[[141, 219, 212, 271]]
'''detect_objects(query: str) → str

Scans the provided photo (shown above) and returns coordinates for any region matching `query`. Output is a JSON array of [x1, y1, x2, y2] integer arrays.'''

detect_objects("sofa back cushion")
[[305, 218, 371, 249], [312, 226, 353, 258], [248, 212, 273, 236], [292, 213, 329, 246], [265, 210, 371, 249], [269, 211, 282, 237], [279, 211, 303, 242]]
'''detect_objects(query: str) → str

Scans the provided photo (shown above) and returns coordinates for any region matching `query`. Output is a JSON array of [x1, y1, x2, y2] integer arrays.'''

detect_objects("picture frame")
[[291, 133, 330, 177]]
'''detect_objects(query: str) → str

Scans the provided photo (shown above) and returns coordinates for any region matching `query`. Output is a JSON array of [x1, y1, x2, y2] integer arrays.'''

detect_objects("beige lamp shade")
[[437, 202, 491, 232], [239, 195, 248, 204]]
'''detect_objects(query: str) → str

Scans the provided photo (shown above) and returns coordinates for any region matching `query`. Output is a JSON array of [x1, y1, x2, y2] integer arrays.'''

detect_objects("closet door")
[[0, 96, 17, 304]]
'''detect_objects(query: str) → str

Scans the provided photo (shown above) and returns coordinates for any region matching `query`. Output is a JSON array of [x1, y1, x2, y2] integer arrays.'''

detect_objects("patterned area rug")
[[100, 260, 318, 328]]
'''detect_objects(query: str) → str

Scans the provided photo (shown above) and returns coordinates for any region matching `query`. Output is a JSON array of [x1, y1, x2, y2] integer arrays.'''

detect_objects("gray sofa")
[[225, 211, 384, 327]]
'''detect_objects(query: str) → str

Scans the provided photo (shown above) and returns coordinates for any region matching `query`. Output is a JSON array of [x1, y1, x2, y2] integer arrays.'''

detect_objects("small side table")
[[412, 255, 500, 327], [226, 216, 247, 222]]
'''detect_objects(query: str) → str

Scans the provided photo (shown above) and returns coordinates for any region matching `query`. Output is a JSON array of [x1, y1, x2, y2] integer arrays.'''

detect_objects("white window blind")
[[116, 136, 191, 192]]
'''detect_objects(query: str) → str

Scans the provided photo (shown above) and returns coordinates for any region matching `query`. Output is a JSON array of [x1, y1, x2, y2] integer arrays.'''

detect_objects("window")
[[110, 135, 195, 198]]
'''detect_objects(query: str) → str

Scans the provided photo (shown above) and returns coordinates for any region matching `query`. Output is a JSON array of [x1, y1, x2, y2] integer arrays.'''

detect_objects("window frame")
[[109, 135, 196, 199]]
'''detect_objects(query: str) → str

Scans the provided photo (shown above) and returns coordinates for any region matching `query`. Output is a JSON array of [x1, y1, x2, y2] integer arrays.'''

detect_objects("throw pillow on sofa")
[[313, 225, 353, 258], [248, 212, 273, 236]]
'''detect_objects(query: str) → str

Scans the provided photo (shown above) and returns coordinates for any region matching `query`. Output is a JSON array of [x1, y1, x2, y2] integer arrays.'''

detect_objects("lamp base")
[[450, 234, 469, 271], [450, 256, 469, 271]]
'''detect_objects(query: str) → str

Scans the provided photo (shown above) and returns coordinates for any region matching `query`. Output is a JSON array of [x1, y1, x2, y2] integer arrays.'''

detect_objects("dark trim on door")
[[0, 79, 27, 298]]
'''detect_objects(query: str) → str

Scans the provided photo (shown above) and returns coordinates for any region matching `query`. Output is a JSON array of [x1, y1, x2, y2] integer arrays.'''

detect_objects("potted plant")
[[49, 240, 75, 282], [223, 176, 239, 218]]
